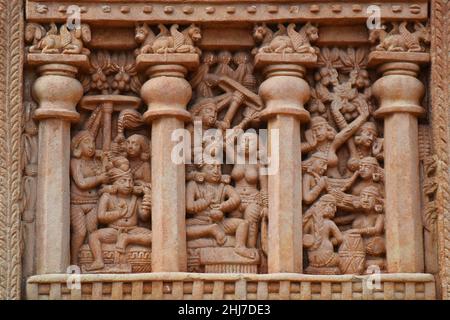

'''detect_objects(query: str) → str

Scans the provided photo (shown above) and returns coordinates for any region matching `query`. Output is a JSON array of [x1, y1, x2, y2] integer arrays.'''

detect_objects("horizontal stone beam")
[[27, 1, 428, 25]]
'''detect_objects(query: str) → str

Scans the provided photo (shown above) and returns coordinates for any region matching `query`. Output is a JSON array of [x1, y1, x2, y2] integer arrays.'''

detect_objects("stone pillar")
[[137, 54, 198, 272], [370, 52, 429, 273], [255, 55, 314, 273], [29, 57, 86, 274]]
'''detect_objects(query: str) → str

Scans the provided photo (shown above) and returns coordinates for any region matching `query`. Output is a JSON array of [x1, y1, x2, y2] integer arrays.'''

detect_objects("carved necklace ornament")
[[9, 0, 443, 300]]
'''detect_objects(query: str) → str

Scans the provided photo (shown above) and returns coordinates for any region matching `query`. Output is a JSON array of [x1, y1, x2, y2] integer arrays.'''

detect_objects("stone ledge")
[[26, 1, 428, 24], [368, 51, 431, 68], [26, 272, 436, 300], [26, 53, 91, 72]]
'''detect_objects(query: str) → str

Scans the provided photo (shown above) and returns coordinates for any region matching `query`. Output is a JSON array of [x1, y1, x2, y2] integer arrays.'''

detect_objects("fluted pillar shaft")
[[31, 62, 83, 274], [371, 58, 427, 273], [256, 58, 312, 273]]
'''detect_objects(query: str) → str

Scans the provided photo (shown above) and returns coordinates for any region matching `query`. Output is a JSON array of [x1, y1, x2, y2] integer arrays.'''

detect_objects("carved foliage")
[[0, 0, 23, 299], [70, 99, 151, 273], [81, 50, 142, 95], [302, 47, 386, 275]]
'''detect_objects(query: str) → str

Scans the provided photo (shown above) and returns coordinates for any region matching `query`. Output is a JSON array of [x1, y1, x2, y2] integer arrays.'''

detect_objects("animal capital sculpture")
[[369, 22, 430, 52], [253, 22, 319, 54], [135, 23, 202, 55], [27, 22, 91, 55]]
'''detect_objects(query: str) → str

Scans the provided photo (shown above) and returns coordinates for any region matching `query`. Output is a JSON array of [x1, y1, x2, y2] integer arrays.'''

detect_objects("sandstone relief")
[[7, 0, 444, 301]]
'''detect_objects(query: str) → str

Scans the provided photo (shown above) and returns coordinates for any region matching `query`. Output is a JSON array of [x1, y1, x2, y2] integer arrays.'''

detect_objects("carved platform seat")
[[187, 236, 260, 273], [78, 244, 151, 273]]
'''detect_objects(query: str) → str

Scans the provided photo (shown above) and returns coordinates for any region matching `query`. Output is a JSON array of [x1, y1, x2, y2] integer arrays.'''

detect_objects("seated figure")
[[186, 162, 256, 260], [303, 194, 343, 274], [335, 185, 386, 272], [86, 157, 152, 271]]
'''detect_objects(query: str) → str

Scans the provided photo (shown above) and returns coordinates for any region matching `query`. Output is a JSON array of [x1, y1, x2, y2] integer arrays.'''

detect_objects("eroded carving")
[[135, 23, 202, 55], [301, 47, 386, 275], [26, 22, 91, 55], [253, 22, 319, 54], [369, 22, 430, 52]]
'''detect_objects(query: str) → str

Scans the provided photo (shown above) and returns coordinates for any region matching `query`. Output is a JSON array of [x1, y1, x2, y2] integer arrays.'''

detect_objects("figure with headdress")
[[229, 135, 268, 249], [186, 162, 257, 259], [347, 121, 384, 172], [350, 156, 384, 196], [303, 194, 343, 274], [335, 185, 386, 271], [70, 106, 110, 264], [125, 134, 151, 185], [301, 103, 369, 177], [302, 152, 329, 204], [86, 157, 152, 271], [189, 51, 217, 99], [214, 51, 235, 79], [111, 109, 151, 190], [232, 51, 257, 92]]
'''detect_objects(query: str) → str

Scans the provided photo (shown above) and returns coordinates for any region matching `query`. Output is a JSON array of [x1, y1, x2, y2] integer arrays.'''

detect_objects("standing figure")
[[230, 137, 268, 248], [347, 121, 384, 172], [302, 152, 329, 204], [190, 52, 217, 99], [301, 103, 368, 173], [214, 51, 234, 78], [70, 129, 109, 264], [186, 163, 255, 259], [86, 158, 152, 271], [125, 134, 151, 186], [303, 194, 343, 274], [233, 51, 257, 92]]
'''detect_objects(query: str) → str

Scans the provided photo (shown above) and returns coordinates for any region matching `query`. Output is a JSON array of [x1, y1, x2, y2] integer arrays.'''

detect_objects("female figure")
[[70, 129, 109, 264], [347, 121, 384, 172], [301, 103, 369, 175], [230, 135, 268, 248], [303, 194, 343, 274], [125, 134, 151, 187], [351, 156, 384, 196], [302, 152, 329, 204]]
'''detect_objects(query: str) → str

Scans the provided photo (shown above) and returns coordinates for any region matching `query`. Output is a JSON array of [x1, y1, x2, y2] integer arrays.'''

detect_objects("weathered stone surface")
[[0, 0, 449, 301]]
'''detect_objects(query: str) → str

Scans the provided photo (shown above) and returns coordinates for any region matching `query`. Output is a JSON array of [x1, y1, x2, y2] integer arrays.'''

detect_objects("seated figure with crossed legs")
[[86, 157, 152, 271], [186, 162, 256, 259]]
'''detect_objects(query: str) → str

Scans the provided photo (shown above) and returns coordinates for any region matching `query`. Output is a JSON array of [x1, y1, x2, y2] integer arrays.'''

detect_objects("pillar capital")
[[137, 54, 199, 123], [27, 54, 89, 274], [28, 54, 89, 122], [136, 53, 198, 272], [369, 51, 429, 119], [368, 50, 428, 273], [253, 52, 316, 273], [255, 53, 315, 123]]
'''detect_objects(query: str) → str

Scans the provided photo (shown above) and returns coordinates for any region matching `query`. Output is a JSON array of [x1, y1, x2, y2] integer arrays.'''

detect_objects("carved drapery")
[[0, 0, 449, 299]]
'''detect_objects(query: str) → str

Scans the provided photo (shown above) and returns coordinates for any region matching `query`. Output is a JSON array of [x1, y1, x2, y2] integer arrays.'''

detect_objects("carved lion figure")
[[253, 23, 319, 54], [28, 22, 91, 55], [369, 22, 430, 52], [135, 23, 202, 55]]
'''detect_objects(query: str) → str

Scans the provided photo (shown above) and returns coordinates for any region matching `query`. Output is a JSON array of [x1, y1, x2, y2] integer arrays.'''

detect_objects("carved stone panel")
[[0, 0, 449, 300]]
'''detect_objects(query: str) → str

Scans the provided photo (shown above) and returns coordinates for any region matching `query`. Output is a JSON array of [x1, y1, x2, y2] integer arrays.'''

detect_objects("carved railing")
[[27, 273, 436, 300]]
